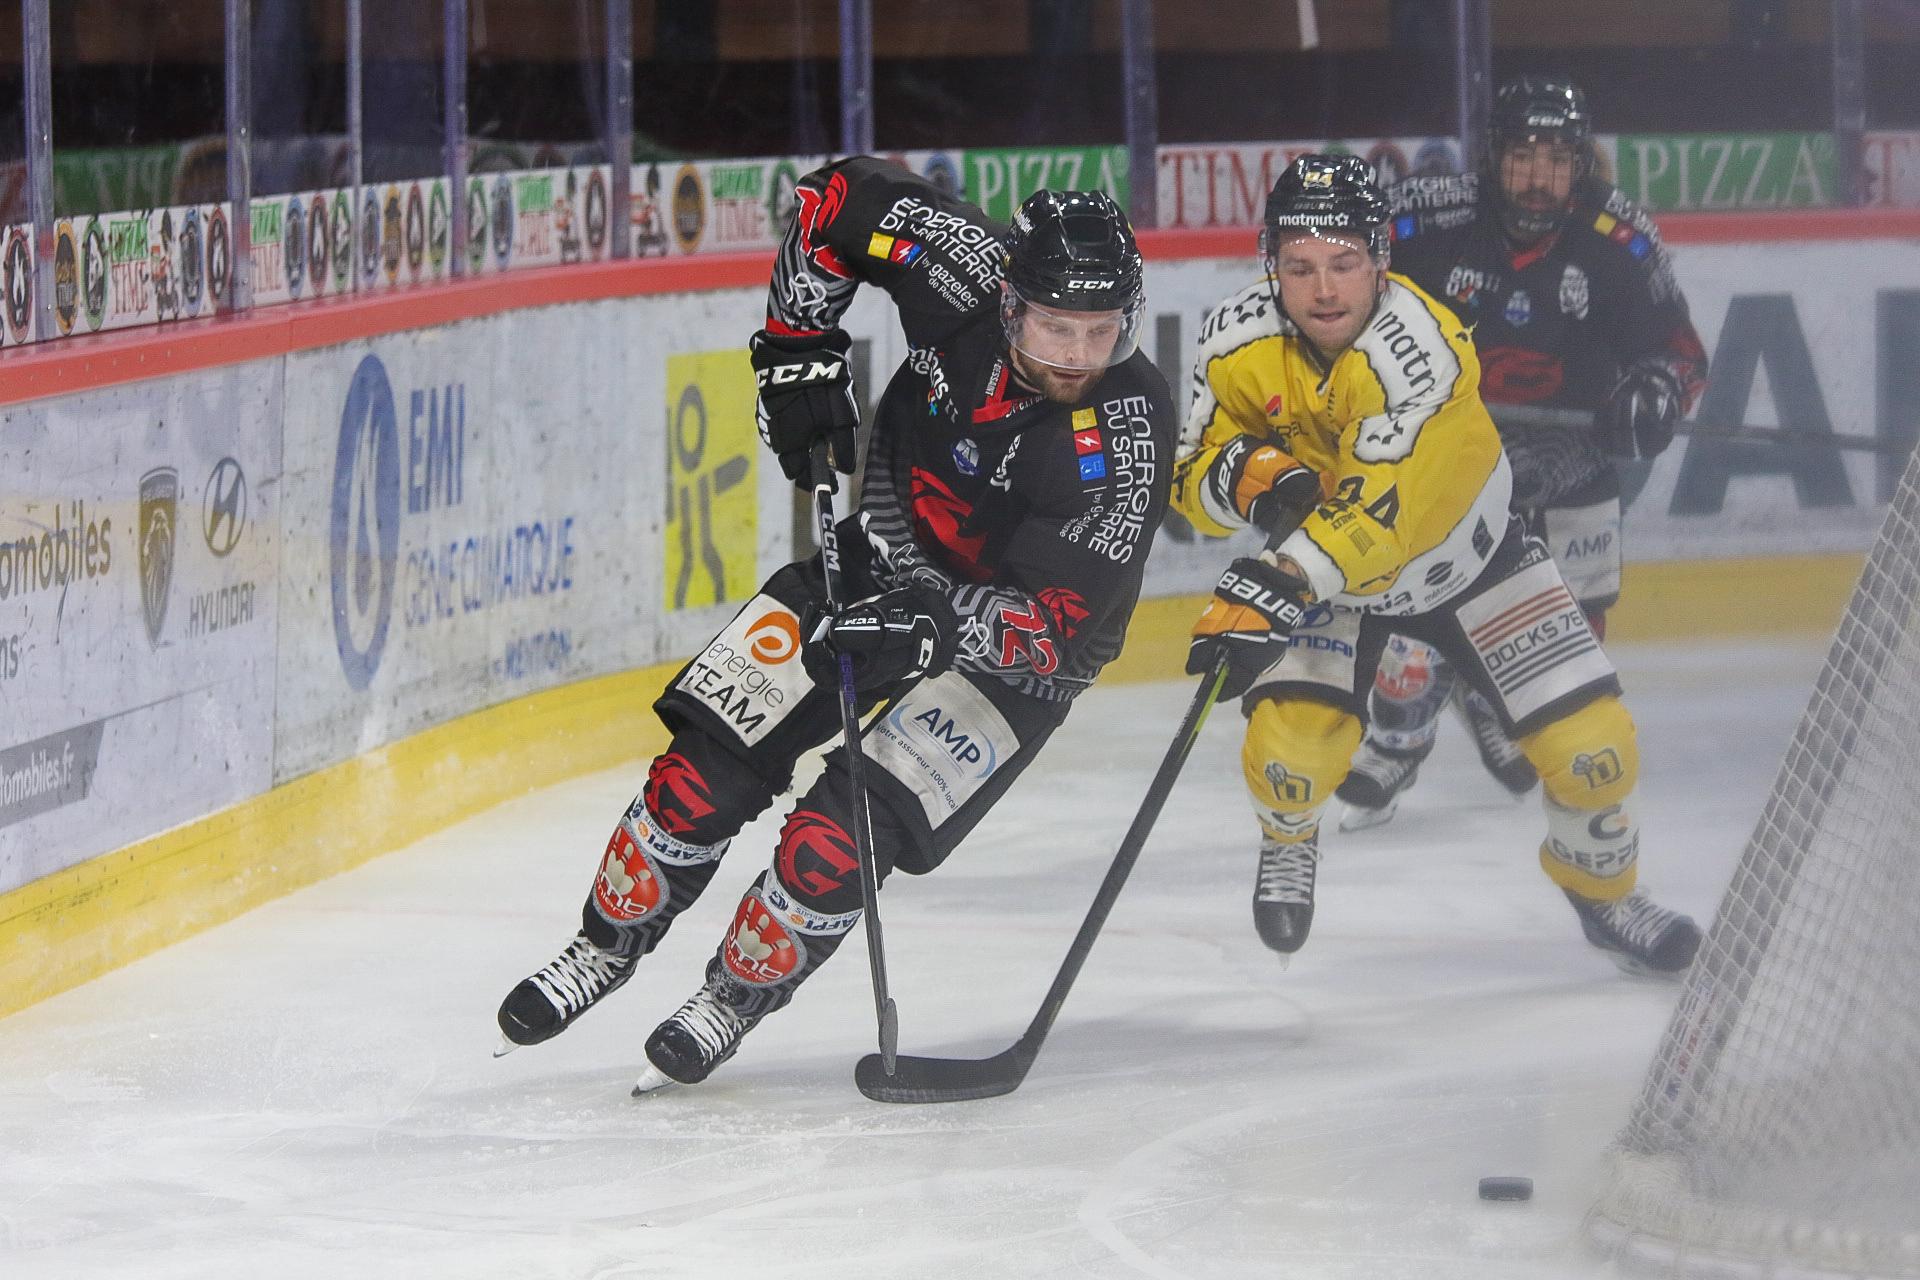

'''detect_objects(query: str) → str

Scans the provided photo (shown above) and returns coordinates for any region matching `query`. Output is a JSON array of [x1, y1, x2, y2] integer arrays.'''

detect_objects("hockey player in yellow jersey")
[[1175, 154, 1701, 976]]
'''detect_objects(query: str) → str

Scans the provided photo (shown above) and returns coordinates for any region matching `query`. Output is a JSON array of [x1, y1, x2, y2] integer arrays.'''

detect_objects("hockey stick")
[[854, 482, 1318, 1104], [1492, 403, 1905, 454], [809, 441, 901, 1074]]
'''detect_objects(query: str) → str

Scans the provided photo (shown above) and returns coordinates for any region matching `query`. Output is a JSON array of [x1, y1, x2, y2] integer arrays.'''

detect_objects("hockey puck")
[[1478, 1176, 1533, 1202]]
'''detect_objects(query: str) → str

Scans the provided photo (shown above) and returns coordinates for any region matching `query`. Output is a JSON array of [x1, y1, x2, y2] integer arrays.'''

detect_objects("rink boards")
[[1, 219, 1916, 1014]]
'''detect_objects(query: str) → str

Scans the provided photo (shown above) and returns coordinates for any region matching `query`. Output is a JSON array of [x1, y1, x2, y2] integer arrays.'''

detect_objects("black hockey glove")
[[750, 327, 860, 486], [1599, 359, 1683, 460], [1187, 557, 1311, 702], [805, 584, 960, 694]]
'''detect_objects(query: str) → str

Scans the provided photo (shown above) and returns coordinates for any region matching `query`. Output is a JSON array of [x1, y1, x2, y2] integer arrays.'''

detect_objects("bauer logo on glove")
[[1189, 557, 1312, 702]]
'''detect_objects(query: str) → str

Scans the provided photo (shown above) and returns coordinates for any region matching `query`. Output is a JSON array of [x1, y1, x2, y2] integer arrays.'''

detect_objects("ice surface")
[[0, 639, 1824, 1279]]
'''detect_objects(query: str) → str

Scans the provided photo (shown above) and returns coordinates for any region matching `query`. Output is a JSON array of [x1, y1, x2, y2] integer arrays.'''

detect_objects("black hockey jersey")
[[765, 157, 1176, 703], [1386, 173, 1708, 503]]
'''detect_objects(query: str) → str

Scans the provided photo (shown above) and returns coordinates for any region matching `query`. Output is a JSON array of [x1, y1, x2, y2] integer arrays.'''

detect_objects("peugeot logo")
[[202, 456, 248, 556]]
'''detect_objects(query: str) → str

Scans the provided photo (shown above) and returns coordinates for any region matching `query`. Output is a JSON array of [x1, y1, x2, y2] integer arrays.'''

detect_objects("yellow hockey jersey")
[[1173, 274, 1513, 616]]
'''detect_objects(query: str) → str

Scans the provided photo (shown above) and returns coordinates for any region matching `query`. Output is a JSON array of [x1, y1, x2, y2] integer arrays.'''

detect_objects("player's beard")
[[1008, 349, 1108, 405]]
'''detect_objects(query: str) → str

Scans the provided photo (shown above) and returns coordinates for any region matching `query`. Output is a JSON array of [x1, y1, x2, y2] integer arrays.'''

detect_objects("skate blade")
[[631, 1063, 679, 1097], [1338, 799, 1398, 832], [493, 1034, 522, 1059], [1273, 952, 1290, 972], [1606, 953, 1685, 982]]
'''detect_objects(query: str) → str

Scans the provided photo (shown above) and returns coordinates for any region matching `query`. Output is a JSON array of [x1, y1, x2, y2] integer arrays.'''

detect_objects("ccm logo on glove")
[[756, 358, 847, 388]]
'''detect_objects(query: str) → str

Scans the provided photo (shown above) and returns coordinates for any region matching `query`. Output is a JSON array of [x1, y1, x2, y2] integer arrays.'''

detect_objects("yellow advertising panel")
[[664, 350, 758, 609]]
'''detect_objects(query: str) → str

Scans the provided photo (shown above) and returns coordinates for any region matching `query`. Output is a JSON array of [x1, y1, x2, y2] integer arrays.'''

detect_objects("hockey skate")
[[633, 975, 765, 1094], [1457, 686, 1540, 797], [496, 924, 644, 1055], [1564, 887, 1702, 977], [1252, 836, 1320, 959], [1336, 742, 1427, 832]]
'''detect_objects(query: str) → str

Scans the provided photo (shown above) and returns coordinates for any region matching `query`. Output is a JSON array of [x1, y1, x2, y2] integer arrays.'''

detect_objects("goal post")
[[1588, 442, 1920, 1278]]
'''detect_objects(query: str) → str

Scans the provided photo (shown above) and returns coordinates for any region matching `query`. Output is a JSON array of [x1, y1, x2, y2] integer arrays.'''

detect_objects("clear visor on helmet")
[[1001, 287, 1144, 372]]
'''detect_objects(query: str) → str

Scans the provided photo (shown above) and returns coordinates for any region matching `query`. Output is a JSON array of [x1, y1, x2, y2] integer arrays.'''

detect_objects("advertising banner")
[[1864, 130, 1920, 208], [46, 202, 233, 336], [663, 350, 760, 611], [0, 364, 281, 894], [1156, 136, 1467, 230], [466, 167, 609, 276], [1612, 132, 1838, 211]]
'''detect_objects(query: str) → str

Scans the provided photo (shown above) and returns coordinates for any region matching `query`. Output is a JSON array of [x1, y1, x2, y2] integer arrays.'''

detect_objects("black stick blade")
[[854, 1047, 1033, 1104]]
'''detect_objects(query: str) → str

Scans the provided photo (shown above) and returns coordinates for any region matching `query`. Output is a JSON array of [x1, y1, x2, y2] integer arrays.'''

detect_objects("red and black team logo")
[[594, 820, 665, 923], [1035, 586, 1090, 639], [723, 892, 804, 986], [1480, 346, 1564, 402], [792, 170, 851, 277], [910, 468, 991, 580], [644, 752, 717, 838], [775, 810, 859, 900]]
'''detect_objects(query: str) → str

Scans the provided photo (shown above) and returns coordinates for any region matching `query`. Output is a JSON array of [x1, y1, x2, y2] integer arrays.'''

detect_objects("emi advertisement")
[[272, 301, 652, 783]]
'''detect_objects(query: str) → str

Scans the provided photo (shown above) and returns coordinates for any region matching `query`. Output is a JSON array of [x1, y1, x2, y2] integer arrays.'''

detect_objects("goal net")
[[1588, 443, 1920, 1279]]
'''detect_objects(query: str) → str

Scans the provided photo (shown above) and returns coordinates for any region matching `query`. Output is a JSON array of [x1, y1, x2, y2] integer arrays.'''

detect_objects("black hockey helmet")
[[1001, 189, 1145, 369], [1260, 153, 1393, 270], [1487, 77, 1593, 238]]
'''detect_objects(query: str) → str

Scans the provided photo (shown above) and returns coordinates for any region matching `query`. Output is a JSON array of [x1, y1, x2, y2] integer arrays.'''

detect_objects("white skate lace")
[[1462, 690, 1528, 767], [1255, 842, 1318, 905], [1350, 745, 1418, 791], [669, 990, 748, 1063], [530, 936, 628, 1015], [1602, 891, 1679, 953]]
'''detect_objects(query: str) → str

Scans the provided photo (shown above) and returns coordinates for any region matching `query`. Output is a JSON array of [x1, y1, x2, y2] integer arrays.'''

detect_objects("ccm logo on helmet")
[[756, 359, 845, 388], [1063, 279, 1107, 290]]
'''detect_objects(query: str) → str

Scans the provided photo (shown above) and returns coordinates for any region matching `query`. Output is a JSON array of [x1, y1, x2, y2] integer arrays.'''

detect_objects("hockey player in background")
[[1337, 77, 1709, 829], [496, 158, 1177, 1091], [1174, 153, 1701, 976]]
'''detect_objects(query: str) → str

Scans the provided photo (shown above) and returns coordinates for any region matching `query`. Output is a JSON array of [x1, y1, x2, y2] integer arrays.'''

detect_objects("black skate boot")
[[1564, 887, 1703, 977], [633, 973, 767, 1093], [1336, 742, 1426, 832], [1252, 835, 1320, 959], [496, 916, 650, 1054], [1457, 686, 1539, 797]]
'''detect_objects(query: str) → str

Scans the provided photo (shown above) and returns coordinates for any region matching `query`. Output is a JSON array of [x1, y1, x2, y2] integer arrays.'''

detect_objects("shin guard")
[[1520, 694, 1641, 901]]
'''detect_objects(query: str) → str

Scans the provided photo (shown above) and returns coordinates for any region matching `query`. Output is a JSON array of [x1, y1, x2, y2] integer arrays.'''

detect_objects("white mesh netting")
[[1588, 444, 1920, 1279]]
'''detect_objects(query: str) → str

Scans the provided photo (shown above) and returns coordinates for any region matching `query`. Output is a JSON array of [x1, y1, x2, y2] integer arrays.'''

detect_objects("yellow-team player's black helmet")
[[1260, 154, 1393, 271]]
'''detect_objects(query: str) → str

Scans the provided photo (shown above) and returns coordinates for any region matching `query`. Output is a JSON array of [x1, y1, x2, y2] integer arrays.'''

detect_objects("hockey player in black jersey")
[[495, 158, 1177, 1092], [1338, 77, 1709, 830]]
